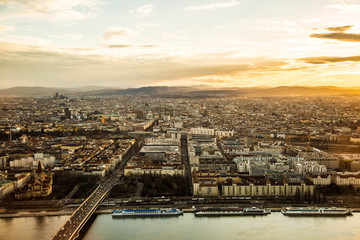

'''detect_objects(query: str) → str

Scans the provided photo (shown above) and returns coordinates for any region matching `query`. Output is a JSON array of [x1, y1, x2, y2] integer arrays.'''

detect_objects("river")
[[1, 213, 360, 240]]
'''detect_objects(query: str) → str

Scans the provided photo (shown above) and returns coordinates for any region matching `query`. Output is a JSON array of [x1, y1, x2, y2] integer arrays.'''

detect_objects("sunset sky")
[[0, 0, 360, 89]]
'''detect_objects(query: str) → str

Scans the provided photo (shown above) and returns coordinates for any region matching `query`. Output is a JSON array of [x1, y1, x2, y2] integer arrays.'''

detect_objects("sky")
[[0, 0, 360, 89]]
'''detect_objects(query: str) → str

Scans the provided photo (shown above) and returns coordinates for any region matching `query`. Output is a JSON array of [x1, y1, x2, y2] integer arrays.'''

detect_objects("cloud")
[[0, 35, 52, 46], [0, 0, 103, 22], [60, 47, 94, 51], [50, 34, 83, 40], [327, 4, 360, 13], [0, 24, 14, 32], [310, 25, 360, 42], [104, 44, 158, 48], [129, 4, 153, 18], [102, 27, 135, 40], [189, 78, 233, 84], [0, 48, 106, 87], [299, 55, 360, 64], [326, 25, 353, 32], [310, 32, 360, 42], [184, 0, 240, 11], [138, 23, 161, 28], [0, 43, 289, 88]]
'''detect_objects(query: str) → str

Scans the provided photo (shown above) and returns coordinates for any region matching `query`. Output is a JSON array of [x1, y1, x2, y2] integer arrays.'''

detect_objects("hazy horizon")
[[1, 0, 360, 89], [1, 84, 360, 91]]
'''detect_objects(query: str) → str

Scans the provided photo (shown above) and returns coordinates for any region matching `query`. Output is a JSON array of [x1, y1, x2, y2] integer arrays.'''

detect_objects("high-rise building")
[[64, 108, 71, 119]]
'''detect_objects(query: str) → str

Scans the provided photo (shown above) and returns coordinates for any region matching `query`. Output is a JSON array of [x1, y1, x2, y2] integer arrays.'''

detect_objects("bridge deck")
[[50, 177, 118, 240]]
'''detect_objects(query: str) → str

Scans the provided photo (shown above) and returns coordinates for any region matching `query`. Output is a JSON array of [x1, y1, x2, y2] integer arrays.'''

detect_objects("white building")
[[13, 173, 31, 189], [350, 137, 360, 144], [10, 154, 56, 168], [333, 172, 360, 186], [215, 130, 235, 137], [190, 127, 235, 137], [293, 161, 327, 176], [191, 127, 215, 136], [237, 161, 251, 172], [308, 174, 332, 186], [19, 134, 29, 144]]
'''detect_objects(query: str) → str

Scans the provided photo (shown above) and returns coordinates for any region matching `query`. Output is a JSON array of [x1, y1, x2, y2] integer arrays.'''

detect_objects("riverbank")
[[0, 209, 115, 218], [0, 210, 73, 218], [2, 205, 360, 218]]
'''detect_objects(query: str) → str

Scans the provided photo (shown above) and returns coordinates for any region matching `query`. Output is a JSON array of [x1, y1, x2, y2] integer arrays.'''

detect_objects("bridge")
[[50, 139, 143, 240], [50, 173, 118, 240]]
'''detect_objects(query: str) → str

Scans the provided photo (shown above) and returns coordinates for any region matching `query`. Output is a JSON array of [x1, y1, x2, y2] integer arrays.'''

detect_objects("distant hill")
[[0, 87, 69, 96], [83, 86, 206, 96], [0, 86, 110, 97], [0, 85, 359, 97], [245, 86, 360, 97], [86, 86, 360, 97]]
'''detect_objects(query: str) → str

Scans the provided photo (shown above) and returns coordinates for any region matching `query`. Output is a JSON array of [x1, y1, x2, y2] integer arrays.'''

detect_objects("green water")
[[1, 213, 360, 240]]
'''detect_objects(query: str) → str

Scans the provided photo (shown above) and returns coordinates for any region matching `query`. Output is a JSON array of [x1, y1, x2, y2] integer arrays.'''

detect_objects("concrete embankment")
[[0, 209, 113, 218], [2, 205, 360, 218], [0, 208, 117, 218], [0, 210, 73, 218]]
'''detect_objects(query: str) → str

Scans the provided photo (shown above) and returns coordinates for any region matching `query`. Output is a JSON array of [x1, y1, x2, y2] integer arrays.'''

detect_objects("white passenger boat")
[[195, 207, 271, 216], [281, 207, 352, 216], [112, 208, 183, 217]]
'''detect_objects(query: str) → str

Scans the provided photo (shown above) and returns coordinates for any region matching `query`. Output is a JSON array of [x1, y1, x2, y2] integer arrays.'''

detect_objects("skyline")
[[1, 0, 360, 88]]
